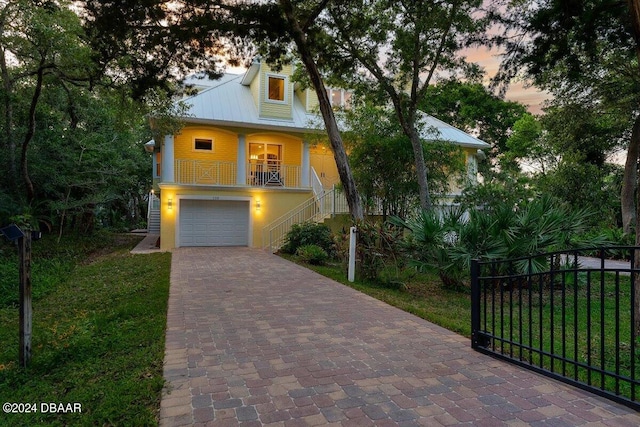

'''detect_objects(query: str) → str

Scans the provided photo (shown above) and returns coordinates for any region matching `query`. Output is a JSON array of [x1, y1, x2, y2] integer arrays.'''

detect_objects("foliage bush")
[[392, 196, 599, 290], [281, 222, 334, 256], [296, 244, 329, 265], [354, 221, 404, 284]]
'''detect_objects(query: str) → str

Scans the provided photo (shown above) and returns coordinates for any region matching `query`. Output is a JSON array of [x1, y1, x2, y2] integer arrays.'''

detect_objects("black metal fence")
[[471, 247, 640, 409]]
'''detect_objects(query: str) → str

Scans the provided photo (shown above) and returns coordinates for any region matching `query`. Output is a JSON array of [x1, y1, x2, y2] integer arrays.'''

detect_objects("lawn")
[[479, 269, 640, 402], [0, 233, 171, 426]]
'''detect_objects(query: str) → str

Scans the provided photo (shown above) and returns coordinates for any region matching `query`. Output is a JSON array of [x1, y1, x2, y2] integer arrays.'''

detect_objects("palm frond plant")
[[393, 196, 599, 289]]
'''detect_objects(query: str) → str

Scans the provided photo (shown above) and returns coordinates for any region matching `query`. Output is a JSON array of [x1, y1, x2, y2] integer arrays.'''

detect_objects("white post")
[[348, 226, 357, 282], [162, 135, 175, 183], [301, 141, 310, 187], [237, 134, 246, 185]]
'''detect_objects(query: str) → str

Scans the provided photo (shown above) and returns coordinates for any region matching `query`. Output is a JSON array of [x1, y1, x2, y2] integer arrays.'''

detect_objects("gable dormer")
[[241, 59, 295, 120]]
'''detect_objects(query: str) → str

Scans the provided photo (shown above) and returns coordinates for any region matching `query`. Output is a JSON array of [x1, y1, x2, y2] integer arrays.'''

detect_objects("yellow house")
[[146, 58, 489, 251]]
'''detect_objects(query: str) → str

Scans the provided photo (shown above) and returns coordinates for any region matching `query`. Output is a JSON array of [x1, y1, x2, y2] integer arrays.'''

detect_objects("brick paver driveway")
[[160, 248, 640, 426]]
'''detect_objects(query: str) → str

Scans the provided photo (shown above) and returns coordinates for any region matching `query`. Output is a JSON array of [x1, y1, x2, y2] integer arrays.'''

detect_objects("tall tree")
[[498, 0, 640, 233], [498, 0, 640, 334], [342, 102, 465, 219], [419, 77, 527, 158], [317, 0, 493, 210], [276, 0, 364, 219], [0, 0, 95, 204], [82, 0, 366, 220]]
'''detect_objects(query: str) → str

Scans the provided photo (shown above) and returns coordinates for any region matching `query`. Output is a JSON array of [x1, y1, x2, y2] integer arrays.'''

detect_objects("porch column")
[[162, 134, 175, 183], [467, 152, 478, 186], [237, 134, 246, 185], [301, 140, 310, 187]]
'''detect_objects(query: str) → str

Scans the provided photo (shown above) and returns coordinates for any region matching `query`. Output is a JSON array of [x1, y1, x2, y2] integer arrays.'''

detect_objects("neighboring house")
[[146, 58, 489, 251]]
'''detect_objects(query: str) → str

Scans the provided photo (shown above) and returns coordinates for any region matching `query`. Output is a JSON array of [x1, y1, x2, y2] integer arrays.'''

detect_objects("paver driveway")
[[159, 248, 640, 426]]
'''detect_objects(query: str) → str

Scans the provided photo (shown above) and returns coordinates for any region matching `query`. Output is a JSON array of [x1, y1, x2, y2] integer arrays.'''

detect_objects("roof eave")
[[180, 117, 324, 135]]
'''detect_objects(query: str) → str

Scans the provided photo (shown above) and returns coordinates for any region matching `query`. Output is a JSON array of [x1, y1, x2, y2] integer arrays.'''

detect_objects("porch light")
[[256, 200, 261, 211], [167, 198, 173, 210]]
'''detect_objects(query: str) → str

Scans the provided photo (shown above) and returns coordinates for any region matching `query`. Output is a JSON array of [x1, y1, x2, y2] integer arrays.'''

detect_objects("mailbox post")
[[1, 224, 31, 367]]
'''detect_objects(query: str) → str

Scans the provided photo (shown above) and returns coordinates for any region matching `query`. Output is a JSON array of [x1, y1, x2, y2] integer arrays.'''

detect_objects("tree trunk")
[[407, 126, 432, 211], [0, 48, 16, 185], [279, 0, 364, 221], [622, 113, 640, 233], [21, 63, 45, 203], [626, 0, 640, 335]]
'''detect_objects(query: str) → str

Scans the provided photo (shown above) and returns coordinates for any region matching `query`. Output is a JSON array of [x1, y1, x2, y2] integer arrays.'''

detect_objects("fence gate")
[[470, 247, 640, 410]]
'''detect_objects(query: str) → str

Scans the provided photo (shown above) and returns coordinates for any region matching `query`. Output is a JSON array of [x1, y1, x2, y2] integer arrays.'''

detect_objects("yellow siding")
[[259, 63, 294, 120], [158, 186, 312, 250], [174, 127, 237, 163], [295, 87, 319, 112], [305, 89, 319, 112]]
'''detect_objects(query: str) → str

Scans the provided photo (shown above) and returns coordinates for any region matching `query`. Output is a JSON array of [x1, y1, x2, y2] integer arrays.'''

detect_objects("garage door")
[[179, 199, 249, 247]]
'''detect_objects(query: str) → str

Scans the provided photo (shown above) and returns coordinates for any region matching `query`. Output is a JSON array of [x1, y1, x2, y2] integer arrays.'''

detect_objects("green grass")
[[0, 233, 171, 426], [482, 271, 640, 400]]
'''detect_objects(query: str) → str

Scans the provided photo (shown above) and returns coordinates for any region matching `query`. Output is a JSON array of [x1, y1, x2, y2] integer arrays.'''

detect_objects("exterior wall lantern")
[[167, 197, 173, 210]]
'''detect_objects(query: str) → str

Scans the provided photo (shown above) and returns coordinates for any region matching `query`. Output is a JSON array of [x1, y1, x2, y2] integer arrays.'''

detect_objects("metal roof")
[[180, 74, 318, 133], [418, 112, 489, 149], [178, 73, 489, 149]]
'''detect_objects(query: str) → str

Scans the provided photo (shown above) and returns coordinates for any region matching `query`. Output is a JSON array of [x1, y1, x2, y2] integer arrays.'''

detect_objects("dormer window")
[[267, 76, 286, 102], [326, 88, 353, 109]]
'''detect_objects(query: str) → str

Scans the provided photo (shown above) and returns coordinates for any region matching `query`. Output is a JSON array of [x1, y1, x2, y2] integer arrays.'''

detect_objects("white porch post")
[[301, 140, 310, 187], [237, 134, 246, 185], [467, 152, 478, 186], [162, 135, 175, 183]]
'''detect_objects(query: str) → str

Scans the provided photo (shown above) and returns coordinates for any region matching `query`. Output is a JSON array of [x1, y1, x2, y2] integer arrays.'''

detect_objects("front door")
[[249, 143, 283, 185]]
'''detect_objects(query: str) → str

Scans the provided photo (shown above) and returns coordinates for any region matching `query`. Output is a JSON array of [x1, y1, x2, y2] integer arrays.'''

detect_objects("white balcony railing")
[[246, 163, 302, 188], [174, 159, 306, 188], [176, 160, 236, 185]]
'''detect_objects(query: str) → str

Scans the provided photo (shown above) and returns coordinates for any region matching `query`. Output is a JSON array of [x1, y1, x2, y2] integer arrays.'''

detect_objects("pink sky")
[[464, 46, 549, 114]]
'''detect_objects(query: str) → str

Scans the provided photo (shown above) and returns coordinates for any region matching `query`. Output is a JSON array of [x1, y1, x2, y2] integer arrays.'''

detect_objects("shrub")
[[281, 222, 334, 256], [356, 221, 403, 282], [392, 196, 597, 290], [296, 244, 329, 265]]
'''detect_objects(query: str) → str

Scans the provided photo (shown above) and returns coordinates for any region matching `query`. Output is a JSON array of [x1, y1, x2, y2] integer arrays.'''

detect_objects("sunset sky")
[[464, 46, 550, 115]]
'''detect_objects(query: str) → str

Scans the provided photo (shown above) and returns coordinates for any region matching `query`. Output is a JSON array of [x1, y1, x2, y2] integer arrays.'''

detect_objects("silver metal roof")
[[178, 73, 489, 149]]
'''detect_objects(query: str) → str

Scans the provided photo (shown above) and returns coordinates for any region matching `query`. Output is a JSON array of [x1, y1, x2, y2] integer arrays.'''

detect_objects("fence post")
[[471, 259, 481, 349], [18, 231, 32, 367]]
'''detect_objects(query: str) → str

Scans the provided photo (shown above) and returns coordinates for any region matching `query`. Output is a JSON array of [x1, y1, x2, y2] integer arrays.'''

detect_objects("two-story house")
[[146, 58, 489, 251]]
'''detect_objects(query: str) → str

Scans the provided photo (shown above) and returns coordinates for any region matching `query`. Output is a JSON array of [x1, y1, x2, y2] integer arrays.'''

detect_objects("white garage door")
[[179, 199, 249, 247]]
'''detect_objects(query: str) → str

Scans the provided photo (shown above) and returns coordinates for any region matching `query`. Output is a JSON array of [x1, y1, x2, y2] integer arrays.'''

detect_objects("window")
[[249, 143, 282, 166], [326, 88, 353, 109], [154, 151, 162, 178], [267, 76, 286, 102], [194, 138, 213, 151]]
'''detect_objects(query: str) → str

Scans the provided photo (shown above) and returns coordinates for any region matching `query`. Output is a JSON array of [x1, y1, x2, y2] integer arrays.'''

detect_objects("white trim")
[[162, 135, 175, 183], [175, 195, 253, 248], [192, 136, 215, 152], [237, 134, 247, 185], [248, 141, 284, 164], [265, 74, 288, 104]]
